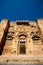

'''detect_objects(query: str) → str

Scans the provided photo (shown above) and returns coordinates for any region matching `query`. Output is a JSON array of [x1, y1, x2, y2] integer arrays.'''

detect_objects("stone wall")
[[0, 19, 10, 54]]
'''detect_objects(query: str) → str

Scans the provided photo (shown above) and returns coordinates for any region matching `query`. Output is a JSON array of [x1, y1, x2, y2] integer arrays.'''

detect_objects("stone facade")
[[0, 19, 43, 64]]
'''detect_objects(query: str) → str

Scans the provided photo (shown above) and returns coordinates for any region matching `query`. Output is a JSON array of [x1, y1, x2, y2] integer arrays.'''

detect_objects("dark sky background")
[[0, 0, 43, 21]]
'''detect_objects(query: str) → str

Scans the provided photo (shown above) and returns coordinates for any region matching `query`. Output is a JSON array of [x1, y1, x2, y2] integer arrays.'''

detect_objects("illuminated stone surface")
[[0, 19, 43, 64]]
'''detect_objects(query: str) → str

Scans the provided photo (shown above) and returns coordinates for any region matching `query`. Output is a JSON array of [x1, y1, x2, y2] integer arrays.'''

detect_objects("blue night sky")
[[0, 0, 43, 21]]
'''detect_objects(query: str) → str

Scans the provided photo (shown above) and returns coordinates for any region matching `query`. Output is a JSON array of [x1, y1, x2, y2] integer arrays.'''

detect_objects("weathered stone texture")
[[0, 19, 10, 54], [0, 19, 43, 64]]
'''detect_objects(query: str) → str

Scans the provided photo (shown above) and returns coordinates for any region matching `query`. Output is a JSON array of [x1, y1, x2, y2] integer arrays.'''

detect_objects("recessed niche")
[[32, 35, 40, 41], [31, 25, 36, 27], [16, 22, 30, 26], [7, 35, 13, 40], [7, 60, 9, 62]]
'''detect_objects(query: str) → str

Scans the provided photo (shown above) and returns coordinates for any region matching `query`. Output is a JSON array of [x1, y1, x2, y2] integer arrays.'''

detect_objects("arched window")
[[18, 33, 27, 54], [32, 35, 40, 41], [7, 35, 13, 40], [19, 34, 27, 39]]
